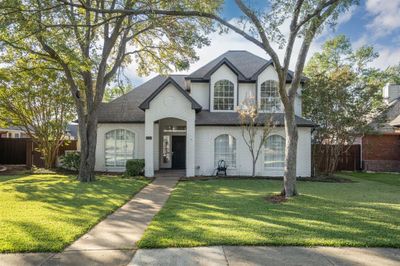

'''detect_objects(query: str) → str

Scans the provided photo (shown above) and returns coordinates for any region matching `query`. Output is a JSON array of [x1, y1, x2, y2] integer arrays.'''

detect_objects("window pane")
[[264, 135, 285, 169], [214, 134, 236, 168], [260, 80, 281, 112], [105, 129, 135, 167], [214, 80, 234, 110]]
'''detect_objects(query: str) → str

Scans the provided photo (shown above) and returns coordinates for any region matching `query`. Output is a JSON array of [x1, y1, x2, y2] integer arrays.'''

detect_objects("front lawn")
[[0, 174, 150, 253], [339, 171, 400, 186], [138, 173, 400, 248]]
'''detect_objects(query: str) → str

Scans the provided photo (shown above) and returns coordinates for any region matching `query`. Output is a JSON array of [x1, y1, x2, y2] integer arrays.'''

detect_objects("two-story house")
[[95, 51, 314, 177]]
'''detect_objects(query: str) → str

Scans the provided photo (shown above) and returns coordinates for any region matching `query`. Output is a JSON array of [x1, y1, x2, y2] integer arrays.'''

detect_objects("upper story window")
[[214, 80, 234, 111], [260, 80, 281, 112], [105, 129, 135, 167]]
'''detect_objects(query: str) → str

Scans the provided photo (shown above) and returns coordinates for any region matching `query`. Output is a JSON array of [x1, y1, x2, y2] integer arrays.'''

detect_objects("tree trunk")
[[252, 159, 256, 177], [78, 112, 98, 182], [281, 105, 298, 197]]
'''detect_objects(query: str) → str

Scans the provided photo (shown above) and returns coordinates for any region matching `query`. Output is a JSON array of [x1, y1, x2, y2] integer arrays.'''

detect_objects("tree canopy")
[[0, 57, 75, 168], [0, 0, 221, 181], [303, 35, 385, 175]]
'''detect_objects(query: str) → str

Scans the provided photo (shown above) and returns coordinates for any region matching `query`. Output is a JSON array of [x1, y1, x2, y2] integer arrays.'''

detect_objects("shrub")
[[60, 152, 80, 171], [125, 159, 145, 177]]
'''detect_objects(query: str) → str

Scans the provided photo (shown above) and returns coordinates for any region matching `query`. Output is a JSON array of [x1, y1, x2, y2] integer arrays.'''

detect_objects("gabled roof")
[[202, 58, 246, 80], [98, 75, 187, 123], [390, 114, 400, 127], [139, 77, 202, 112], [369, 97, 400, 133], [186, 50, 305, 82], [187, 51, 267, 81]]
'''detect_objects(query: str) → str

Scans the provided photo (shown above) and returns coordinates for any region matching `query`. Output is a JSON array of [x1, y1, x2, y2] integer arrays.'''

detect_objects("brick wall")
[[362, 134, 400, 172]]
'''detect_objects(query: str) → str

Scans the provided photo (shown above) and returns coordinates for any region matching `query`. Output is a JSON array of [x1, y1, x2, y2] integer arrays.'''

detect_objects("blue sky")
[[127, 0, 400, 85]]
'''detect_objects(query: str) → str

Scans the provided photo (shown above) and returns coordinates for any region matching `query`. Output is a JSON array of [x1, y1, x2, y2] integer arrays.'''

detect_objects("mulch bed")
[[265, 194, 287, 204], [180, 175, 354, 183]]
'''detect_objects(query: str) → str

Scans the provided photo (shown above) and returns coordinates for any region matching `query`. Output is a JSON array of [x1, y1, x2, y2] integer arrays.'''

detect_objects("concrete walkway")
[[129, 246, 400, 266], [0, 176, 179, 266]]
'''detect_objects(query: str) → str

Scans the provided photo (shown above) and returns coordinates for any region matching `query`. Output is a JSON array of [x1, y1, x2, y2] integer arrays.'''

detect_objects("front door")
[[172, 136, 186, 169]]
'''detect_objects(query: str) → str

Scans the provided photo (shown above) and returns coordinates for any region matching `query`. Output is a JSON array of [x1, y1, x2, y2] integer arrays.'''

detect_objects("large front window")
[[264, 135, 285, 169], [260, 80, 281, 112], [105, 129, 135, 167], [214, 134, 236, 168], [214, 80, 234, 110]]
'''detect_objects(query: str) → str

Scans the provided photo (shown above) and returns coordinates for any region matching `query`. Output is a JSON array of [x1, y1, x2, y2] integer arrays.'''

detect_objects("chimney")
[[383, 83, 400, 104]]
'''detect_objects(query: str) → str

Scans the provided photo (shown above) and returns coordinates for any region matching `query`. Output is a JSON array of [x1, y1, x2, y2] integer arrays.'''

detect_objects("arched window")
[[214, 134, 236, 168], [260, 80, 281, 112], [264, 135, 285, 168], [214, 80, 234, 110], [105, 129, 135, 167]]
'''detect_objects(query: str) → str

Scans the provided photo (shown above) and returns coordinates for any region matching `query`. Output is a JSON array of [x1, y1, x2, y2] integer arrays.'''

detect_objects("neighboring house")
[[0, 126, 28, 138], [360, 84, 400, 172], [0, 124, 78, 140], [65, 123, 78, 140], [95, 51, 314, 177]]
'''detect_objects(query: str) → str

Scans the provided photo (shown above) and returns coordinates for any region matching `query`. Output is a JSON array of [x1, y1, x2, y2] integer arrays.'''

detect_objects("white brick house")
[[95, 51, 314, 177]]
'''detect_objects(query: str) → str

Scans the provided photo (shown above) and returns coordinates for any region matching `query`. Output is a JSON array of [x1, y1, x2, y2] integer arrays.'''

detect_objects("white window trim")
[[211, 79, 237, 112], [258, 80, 283, 113], [214, 134, 237, 169], [264, 134, 286, 170], [104, 129, 136, 168]]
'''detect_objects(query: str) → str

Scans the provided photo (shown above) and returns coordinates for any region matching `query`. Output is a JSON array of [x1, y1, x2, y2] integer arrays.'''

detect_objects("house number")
[[146, 136, 152, 140]]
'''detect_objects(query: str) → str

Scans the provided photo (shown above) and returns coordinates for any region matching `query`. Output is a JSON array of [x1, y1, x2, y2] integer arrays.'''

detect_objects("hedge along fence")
[[125, 159, 145, 177]]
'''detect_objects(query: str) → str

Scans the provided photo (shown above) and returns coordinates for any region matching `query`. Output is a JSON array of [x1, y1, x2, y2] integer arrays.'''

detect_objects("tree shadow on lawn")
[[0, 220, 68, 253], [0, 175, 149, 252], [3, 175, 146, 212], [139, 180, 400, 248]]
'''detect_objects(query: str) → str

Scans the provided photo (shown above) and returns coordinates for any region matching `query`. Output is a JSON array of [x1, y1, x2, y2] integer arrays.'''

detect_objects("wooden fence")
[[312, 144, 361, 175], [0, 138, 77, 168]]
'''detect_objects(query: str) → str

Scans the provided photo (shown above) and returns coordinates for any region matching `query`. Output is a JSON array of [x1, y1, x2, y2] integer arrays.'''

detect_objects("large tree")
[[0, 59, 75, 169], [0, 0, 220, 181], [43, 0, 357, 195], [303, 35, 384, 176]]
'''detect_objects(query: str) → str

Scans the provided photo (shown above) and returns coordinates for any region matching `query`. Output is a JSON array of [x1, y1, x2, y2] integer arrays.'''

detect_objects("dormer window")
[[214, 80, 234, 110], [260, 80, 281, 112]]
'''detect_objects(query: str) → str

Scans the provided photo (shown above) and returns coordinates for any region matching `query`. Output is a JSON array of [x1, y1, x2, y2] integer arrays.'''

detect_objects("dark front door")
[[172, 136, 186, 169]]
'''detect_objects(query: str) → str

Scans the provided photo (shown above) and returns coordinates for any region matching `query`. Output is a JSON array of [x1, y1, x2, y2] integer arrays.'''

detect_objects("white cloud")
[[371, 46, 400, 69], [366, 0, 400, 37], [125, 9, 356, 85]]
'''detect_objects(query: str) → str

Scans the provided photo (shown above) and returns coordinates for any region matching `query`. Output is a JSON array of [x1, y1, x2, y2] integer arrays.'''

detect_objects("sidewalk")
[[129, 246, 400, 266], [0, 176, 179, 266]]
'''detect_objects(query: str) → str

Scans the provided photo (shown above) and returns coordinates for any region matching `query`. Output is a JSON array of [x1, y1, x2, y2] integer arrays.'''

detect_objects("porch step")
[[155, 170, 186, 178]]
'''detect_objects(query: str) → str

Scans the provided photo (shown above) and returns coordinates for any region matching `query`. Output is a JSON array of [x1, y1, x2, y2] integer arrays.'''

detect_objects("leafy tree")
[[173, 0, 356, 196], [55, 0, 358, 194], [0, 0, 220, 181], [238, 96, 275, 177], [385, 63, 400, 84], [303, 35, 385, 176], [0, 60, 75, 169], [103, 85, 132, 103]]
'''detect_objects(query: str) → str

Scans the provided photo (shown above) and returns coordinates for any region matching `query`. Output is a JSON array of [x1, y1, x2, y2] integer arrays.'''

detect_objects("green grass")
[[338, 171, 400, 186], [0, 174, 150, 253], [138, 174, 400, 248]]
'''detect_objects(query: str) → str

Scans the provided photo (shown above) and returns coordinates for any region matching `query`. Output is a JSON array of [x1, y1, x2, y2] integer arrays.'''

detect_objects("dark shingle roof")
[[98, 75, 186, 123], [187, 51, 268, 81], [98, 51, 312, 126], [195, 111, 315, 127], [139, 77, 201, 111]]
